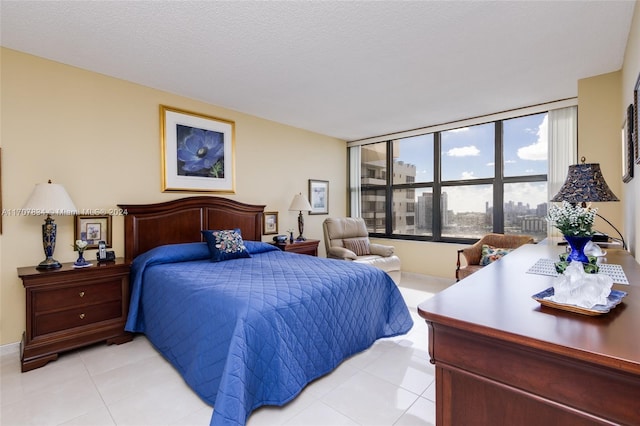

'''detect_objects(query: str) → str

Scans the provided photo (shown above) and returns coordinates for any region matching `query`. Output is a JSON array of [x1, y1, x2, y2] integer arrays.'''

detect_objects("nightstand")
[[272, 239, 320, 256], [18, 258, 133, 372]]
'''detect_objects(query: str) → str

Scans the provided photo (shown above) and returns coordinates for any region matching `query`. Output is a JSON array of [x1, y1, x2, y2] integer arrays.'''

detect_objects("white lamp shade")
[[289, 193, 312, 212], [22, 181, 77, 215]]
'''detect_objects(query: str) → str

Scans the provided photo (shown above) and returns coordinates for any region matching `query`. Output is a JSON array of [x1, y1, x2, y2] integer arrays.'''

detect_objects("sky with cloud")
[[394, 112, 548, 213]]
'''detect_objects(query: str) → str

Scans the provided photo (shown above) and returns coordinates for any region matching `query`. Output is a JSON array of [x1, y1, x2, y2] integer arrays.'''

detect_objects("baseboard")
[[1, 341, 20, 356]]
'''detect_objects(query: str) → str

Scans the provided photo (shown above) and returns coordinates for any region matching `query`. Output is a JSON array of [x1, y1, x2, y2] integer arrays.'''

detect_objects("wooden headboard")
[[118, 196, 265, 263]]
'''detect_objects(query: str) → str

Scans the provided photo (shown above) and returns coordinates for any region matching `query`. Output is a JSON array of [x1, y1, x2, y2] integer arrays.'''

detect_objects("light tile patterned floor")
[[0, 272, 453, 426]]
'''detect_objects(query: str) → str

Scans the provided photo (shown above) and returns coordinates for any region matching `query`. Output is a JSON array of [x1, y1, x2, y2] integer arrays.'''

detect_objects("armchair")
[[323, 217, 401, 282], [456, 233, 534, 281]]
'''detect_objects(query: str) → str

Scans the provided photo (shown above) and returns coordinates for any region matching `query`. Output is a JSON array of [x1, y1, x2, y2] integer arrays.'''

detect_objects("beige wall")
[[0, 48, 346, 345], [577, 71, 624, 245]]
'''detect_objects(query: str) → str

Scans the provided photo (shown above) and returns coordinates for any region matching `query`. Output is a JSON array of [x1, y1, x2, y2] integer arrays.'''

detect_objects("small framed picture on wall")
[[308, 179, 329, 215], [263, 211, 278, 235]]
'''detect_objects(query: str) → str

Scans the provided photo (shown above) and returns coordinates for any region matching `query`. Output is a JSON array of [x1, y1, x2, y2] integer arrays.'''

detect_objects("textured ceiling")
[[0, 1, 635, 141]]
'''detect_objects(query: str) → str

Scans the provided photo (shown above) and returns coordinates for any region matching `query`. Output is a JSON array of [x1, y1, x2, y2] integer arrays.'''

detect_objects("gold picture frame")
[[74, 215, 112, 249], [160, 105, 236, 193]]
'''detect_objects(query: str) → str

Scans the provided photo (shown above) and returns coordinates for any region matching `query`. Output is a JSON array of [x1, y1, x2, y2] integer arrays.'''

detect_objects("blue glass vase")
[[74, 250, 90, 267], [564, 235, 592, 264]]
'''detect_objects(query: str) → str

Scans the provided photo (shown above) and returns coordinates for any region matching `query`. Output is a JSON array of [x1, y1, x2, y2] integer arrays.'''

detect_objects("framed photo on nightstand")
[[74, 214, 112, 249]]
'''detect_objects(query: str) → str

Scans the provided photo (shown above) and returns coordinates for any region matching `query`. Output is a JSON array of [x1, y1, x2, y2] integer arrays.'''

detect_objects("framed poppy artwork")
[[161, 105, 236, 193]]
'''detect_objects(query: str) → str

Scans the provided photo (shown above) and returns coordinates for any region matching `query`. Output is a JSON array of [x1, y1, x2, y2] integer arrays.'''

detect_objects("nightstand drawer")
[[35, 300, 123, 335], [33, 280, 121, 312]]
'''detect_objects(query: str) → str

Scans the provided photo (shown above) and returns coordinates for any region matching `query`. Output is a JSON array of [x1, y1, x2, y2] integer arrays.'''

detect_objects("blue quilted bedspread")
[[125, 241, 412, 426]]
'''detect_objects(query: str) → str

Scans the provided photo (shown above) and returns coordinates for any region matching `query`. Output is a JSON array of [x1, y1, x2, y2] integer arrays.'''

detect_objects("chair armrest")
[[328, 246, 358, 260], [370, 243, 395, 257]]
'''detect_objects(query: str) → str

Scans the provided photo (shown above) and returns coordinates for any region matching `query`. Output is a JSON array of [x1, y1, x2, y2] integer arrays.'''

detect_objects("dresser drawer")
[[33, 280, 121, 312], [34, 300, 123, 335]]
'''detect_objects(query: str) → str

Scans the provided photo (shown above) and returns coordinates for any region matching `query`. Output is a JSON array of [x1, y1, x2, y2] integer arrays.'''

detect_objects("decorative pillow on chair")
[[202, 229, 251, 262], [479, 244, 513, 266], [343, 237, 371, 256]]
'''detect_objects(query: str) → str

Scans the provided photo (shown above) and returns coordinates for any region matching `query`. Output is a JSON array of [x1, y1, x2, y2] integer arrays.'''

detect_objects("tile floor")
[[0, 272, 454, 426]]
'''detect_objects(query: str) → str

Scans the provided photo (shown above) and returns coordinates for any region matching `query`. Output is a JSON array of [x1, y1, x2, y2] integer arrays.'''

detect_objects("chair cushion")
[[479, 244, 513, 266], [354, 254, 401, 273], [343, 237, 371, 256]]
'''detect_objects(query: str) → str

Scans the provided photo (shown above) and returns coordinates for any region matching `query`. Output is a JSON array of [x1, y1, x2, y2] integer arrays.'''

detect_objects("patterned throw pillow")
[[343, 237, 371, 256], [201, 229, 251, 262], [479, 244, 513, 266]]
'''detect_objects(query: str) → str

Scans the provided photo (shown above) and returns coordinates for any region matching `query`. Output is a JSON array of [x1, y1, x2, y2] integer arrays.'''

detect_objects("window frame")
[[351, 113, 550, 244]]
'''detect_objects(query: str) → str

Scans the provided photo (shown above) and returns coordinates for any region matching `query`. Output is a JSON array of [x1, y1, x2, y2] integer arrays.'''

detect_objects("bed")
[[118, 196, 413, 426]]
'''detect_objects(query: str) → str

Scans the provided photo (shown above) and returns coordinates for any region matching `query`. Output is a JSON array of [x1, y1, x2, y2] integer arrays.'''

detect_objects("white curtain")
[[547, 105, 578, 237], [349, 145, 361, 218]]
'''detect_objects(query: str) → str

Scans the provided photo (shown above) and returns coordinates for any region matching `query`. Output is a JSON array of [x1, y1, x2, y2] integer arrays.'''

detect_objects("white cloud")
[[505, 159, 516, 164], [517, 115, 548, 161], [446, 145, 480, 157], [461, 171, 475, 179]]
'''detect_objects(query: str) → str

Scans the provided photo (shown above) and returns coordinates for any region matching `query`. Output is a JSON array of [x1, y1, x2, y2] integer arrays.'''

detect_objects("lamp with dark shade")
[[288, 193, 312, 241], [22, 180, 78, 269], [551, 159, 626, 249]]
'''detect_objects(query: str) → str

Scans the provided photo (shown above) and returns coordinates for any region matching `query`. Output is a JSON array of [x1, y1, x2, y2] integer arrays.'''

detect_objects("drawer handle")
[[79, 313, 85, 319], [79, 291, 85, 298]]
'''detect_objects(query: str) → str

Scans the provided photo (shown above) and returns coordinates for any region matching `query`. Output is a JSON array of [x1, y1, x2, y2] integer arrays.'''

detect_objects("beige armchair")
[[456, 233, 534, 281], [323, 217, 401, 282]]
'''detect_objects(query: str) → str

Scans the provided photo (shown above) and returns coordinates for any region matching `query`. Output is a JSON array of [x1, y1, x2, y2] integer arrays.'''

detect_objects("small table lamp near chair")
[[288, 192, 312, 241], [551, 158, 626, 250], [22, 180, 77, 269]]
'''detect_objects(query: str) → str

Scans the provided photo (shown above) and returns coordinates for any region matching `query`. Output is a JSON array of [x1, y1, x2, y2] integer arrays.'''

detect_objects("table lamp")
[[288, 193, 312, 241], [22, 180, 78, 269], [550, 158, 626, 249]]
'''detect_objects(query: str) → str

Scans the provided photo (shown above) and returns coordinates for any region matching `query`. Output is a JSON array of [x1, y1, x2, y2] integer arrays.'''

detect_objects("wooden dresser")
[[418, 241, 640, 425], [18, 259, 132, 372]]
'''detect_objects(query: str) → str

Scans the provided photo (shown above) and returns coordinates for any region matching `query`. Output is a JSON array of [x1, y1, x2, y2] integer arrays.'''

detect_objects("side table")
[[18, 258, 132, 372], [272, 239, 320, 256]]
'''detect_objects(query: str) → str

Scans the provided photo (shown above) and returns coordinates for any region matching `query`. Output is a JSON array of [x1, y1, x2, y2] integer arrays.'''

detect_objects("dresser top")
[[418, 241, 640, 375]]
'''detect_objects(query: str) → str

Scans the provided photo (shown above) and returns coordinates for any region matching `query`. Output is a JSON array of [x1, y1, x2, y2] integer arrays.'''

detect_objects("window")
[[350, 110, 554, 243], [441, 123, 494, 181]]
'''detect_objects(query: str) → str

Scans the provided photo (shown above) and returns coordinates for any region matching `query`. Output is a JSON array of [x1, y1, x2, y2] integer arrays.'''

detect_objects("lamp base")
[[37, 257, 62, 270], [296, 235, 306, 241]]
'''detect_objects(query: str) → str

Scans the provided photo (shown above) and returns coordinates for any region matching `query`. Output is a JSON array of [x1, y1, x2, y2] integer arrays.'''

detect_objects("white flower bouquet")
[[547, 201, 597, 237], [74, 239, 89, 253]]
